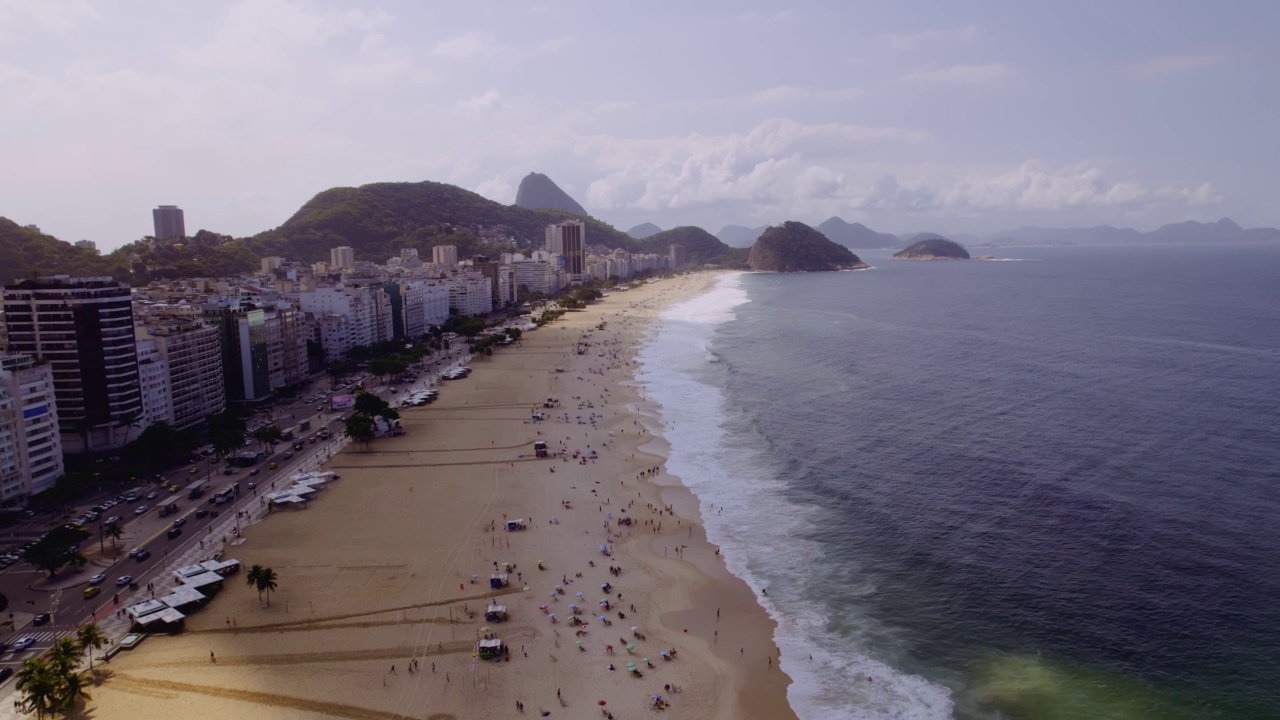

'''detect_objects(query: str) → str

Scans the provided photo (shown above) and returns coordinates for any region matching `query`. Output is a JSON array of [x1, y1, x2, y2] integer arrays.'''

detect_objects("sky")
[[2, 0, 1277, 251]]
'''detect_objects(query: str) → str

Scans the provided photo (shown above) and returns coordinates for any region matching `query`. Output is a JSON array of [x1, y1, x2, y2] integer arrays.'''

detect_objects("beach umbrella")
[[643, 658, 651, 665], [481, 626, 491, 633], [626, 643, 635, 652], [576, 639, 583, 646], [548, 613, 556, 619], [598, 700, 607, 706], [568, 604, 577, 610], [549, 593, 557, 599], [598, 544, 607, 553], [627, 662, 637, 671], [660, 650, 670, 658], [576, 591, 584, 598], [631, 626, 639, 632], [600, 598, 609, 604], [556, 585, 564, 591], [599, 615, 608, 622]]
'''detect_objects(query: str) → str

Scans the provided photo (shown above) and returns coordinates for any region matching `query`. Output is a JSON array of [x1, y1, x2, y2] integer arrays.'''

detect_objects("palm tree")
[[58, 670, 91, 712], [103, 521, 123, 556], [76, 624, 107, 670], [256, 567, 279, 607], [246, 564, 266, 602], [15, 657, 57, 719], [49, 637, 80, 677]]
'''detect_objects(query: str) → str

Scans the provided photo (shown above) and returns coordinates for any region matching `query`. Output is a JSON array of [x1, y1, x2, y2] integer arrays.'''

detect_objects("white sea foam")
[[637, 273, 955, 720]]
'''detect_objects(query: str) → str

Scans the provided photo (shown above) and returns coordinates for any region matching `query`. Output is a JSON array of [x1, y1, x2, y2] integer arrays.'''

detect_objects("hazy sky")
[[2, 0, 1277, 250]]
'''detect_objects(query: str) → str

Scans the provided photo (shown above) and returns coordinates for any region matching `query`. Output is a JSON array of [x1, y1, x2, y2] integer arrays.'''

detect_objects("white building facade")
[[0, 354, 63, 505]]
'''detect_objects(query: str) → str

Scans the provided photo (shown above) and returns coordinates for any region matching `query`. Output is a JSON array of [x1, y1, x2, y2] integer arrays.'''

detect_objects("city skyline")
[[1, 1, 1277, 250]]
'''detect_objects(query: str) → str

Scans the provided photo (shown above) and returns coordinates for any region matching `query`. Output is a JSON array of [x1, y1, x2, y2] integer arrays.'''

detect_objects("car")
[[189, 467, 201, 475], [195, 508, 209, 519], [32, 613, 50, 626], [268, 462, 278, 469], [166, 527, 182, 539], [173, 517, 187, 528], [223, 467, 236, 475], [105, 515, 121, 525], [134, 505, 149, 515], [247, 481, 256, 490], [125, 493, 139, 502], [283, 452, 293, 459], [134, 549, 151, 561], [91, 505, 105, 513], [308, 436, 317, 444], [85, 511, 99, 521], [116, 575, 133, 586], [0, 666, 12, 682], [12, 637, 34, 651], [83, 586, 101, 599], [88, 573, 106, 585], [250, 468, 260, 475], [146, 491, 159, 500]]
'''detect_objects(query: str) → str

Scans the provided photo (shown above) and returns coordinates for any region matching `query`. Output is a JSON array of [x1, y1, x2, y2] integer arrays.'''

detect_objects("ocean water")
[[636, 245, 1280, 720]]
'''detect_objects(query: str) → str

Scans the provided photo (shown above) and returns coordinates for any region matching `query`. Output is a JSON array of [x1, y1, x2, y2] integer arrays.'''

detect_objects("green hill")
[[0, 218, 123, 284], [244, 181, 636, 263], [747, 221, 868, 272], [636, 226, 748, 267], [893, 235, 970, 259]]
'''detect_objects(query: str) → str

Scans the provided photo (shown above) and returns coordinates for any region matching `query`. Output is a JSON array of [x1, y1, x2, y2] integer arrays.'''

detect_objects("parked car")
[[89, 573, 106, 585]]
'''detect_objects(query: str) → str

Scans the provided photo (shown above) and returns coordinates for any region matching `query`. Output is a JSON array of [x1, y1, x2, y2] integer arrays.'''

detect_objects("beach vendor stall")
[[477, 637, 507, 660], [485, 604, 508, 622]]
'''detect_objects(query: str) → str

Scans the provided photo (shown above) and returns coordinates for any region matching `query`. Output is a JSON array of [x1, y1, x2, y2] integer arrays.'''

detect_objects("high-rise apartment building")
[[263, 306, 309, 390], [2, 276, 141, 453], [432, 245, 458, 266], [298, 286, 393, 359], [669, 244, 687, 268], [137, 318, 225, 429], [202, 304, 271, 403], [135, 339, 173, 428], [152, 205, 186, 239], [330, 246, 355, 270], [546, 220, 585, 276], [0, 353, 63, 504]]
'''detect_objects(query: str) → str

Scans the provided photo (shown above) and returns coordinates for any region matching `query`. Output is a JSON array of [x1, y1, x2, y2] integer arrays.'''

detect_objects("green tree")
[[353, 392, 389, 417], [23, 527, 89, 577], [15, 657, 57, 718], [251, 425, 284, 454], [76, 624, 108, 670], [209, 410, 247, 460], [103, 521, 123, 555], [344, 414, 377, 451], [246, 565, 279, 607]]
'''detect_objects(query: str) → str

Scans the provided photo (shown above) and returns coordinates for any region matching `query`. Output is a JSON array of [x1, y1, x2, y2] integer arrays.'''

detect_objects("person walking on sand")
[[210, 651, 216, 663]]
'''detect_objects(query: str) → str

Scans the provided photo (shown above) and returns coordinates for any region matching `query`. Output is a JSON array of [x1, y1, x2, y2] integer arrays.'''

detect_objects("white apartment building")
[[330, 246, 355, 270], [299, 286, 393, 358], [511, 259, 564, 295], [0, 353, 63, 504], [422, 283, 450, 327], [445, 276, 493, 317], [264, 306, 309, 390], [261, 256, 284, 273], [135, 338, 174, 429], [138, 318, 225, 429], [432, 245, 458, 266]]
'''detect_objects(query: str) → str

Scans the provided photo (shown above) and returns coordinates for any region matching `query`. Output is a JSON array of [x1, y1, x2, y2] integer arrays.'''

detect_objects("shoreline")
[[82, 272, 798, 720]]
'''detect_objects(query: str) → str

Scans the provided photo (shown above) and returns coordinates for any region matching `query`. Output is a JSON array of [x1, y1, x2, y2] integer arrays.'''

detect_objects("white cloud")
[[899, 63, 1013, 84], [455, 90, 505, 115], [736, 9, 796, 23], [880, 23, 978, 51], [176, 0, 393, 74], [431, 31, 494, 60], [0, 0, 99, 37], [1135, 52, 1225, 76]]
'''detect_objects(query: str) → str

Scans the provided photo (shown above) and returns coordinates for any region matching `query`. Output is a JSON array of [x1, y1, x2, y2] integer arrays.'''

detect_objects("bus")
[[213, 484, 238, 505], [186, 480, 210, 500]]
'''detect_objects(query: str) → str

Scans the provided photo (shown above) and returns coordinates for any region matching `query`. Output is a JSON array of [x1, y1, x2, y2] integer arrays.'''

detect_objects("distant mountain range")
[[5, 168, 1278, 285], [627, 222, 663, 239]]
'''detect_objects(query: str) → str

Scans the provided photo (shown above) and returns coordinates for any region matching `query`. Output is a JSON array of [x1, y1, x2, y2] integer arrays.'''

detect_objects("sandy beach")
[[83, 273, 797, 720]]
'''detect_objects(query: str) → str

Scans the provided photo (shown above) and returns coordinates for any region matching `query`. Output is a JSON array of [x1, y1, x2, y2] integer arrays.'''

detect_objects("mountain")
[[247, 180, 634, 264], [627, 222, 663, 239], [637, 226, 748, 267], [514, 172, 587, 215], [0, 218, 122, 284], [747, 221, 868, 272], [716, 224, 769, 248], [893, 235, 970, 260], [817, 217, 900, 249]]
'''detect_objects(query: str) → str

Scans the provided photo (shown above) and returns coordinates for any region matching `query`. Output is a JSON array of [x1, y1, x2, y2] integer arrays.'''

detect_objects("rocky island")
[[747, 221, 869, 272], [893, 234, 971, 260]]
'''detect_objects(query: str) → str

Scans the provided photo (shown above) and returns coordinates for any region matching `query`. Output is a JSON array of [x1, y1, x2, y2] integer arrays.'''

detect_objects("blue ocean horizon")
[[638, 244, 1280, 720]]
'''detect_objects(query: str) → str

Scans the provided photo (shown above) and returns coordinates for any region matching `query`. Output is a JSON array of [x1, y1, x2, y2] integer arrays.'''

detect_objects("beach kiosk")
[[477, 637, 506, 660], [485, 604, 508, 622], [534, 440, 549, 458], [489, 573, 509, 589], [505, 518, 526, 531]]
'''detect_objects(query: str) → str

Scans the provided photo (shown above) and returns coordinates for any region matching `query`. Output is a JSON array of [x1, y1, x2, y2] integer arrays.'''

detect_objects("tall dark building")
[[546, 220, 585, 276], [2, 276, 141, 453], [152, 205, 186, 239]]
